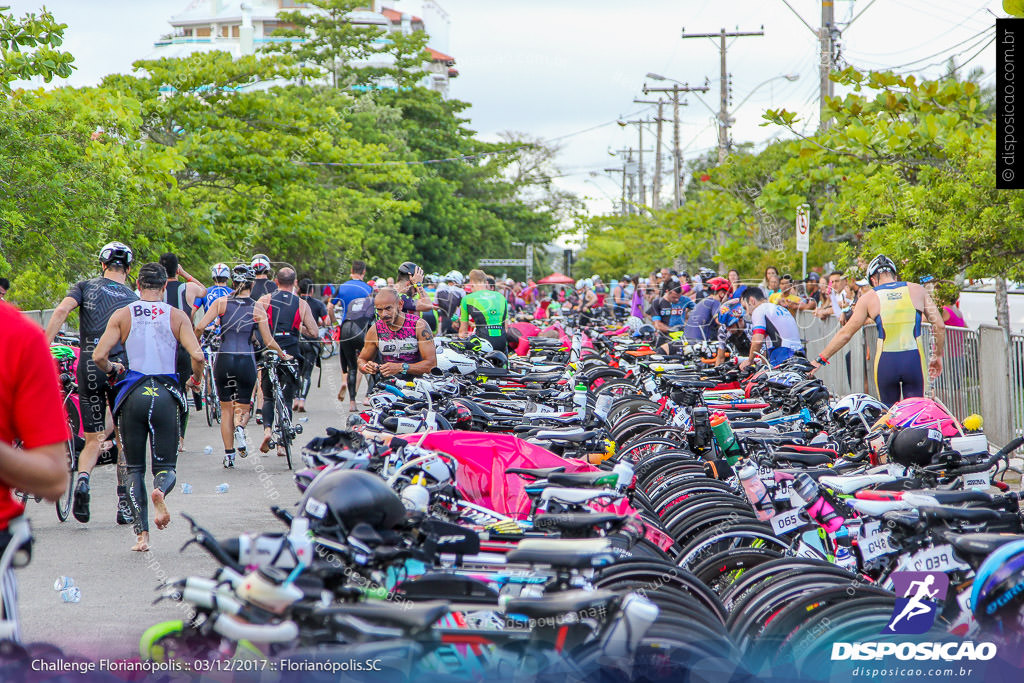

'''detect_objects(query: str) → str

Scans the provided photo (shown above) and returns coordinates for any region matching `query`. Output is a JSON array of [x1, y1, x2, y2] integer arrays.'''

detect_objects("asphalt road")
[[18, 350, 354, 660]]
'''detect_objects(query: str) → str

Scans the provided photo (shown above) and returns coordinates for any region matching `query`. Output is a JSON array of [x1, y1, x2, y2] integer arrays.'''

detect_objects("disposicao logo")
[[884, 571, 948, 635]]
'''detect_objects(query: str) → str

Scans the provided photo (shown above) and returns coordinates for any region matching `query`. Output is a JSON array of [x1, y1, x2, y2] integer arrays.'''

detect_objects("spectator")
[[761, 266, 781, 298], [800, 272, 823, 310], [769, 274, 803, 313], [0, 278, 9, 301]]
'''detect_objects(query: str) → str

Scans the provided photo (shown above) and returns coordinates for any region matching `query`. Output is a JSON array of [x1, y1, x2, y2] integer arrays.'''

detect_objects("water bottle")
[[54, 576, 74, 591], [60, 587, 81, 603], [611, 460, 635, 491], [736, 462, 773, 521], [181, 483, 193, 494], [400, 483, 428, 512], [594, 393, 613, 421], [792, 472, 845, 533], [288, 517, 313, 567], [203, 446, 214, 455], [834, 547, 857, 572], [573, 383, 588, 416], [215, 483, 230, 494]]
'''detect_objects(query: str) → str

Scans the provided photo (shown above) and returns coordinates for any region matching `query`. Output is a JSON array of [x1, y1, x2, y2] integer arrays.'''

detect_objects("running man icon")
[[884, 571, 949, 635]]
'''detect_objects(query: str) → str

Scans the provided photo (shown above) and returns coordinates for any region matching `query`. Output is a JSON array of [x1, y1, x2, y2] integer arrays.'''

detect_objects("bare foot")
[[132, 533, 150, 552], [337, 389, 345, 401], [259, 432, 272, 453], [151, 489, 170, 530], [349, 401, 357, 412]]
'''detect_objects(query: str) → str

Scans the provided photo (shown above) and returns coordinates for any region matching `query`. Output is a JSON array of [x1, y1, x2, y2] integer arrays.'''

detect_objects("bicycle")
[[257, 350, 302, 470], [49, 345, 82, 522], [318, 325, 338, 360], [200, 332, 221, 427]]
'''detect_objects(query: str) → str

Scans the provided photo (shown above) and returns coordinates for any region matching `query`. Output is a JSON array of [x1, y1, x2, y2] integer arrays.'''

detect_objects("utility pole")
[[619, 118, 657, 209], [643, 83, 706, 209], [634, 99, 670, 210], [680, 27, 764, 164], [819, 0, 834, 130], [625, 149, 636, 215]]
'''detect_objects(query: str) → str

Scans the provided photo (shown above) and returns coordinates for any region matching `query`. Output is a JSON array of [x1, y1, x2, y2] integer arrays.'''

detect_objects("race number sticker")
[[770, 507, 805, 535], [961, 473, 990, 490], [304, 497, 327, 519], [858, 520, 897, 561], [758, 465, 776, 488], [774, 478, 791, 502], [897, 544, 970, 573]]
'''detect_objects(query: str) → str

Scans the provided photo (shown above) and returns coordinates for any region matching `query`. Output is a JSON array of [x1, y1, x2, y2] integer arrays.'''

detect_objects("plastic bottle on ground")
[[215, 483, 230, 494]]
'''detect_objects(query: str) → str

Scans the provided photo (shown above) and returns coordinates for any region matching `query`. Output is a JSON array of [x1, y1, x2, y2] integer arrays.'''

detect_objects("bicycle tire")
[[689, 547, 786, 593], [56, 399, 78, 522], [274, 393, 293, 470]]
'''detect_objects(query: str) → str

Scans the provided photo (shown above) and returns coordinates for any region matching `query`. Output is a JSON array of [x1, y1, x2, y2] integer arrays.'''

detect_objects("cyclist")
[[810, 254, 946, 405], [44, 241, 138, 525], [92, 263, 205, 552], [0, 299, 70, 640], [459, 269, 509, 353], [159, 253, 207, 446], [295, 278, 329, 413], [358, 287, 437, 378], [738, 287, 805, 368], [203, 263, 233, 313], [257, 268, 318, 455], [250, 254, 278, 302], [647, 280, 693, 348], [684, 276, 732, 343], [714, 299, 750, 366], [194, 265, 284, 467]]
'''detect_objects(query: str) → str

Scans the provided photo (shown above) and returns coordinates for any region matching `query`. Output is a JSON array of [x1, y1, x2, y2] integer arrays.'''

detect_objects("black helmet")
[[99, 241, 133, 268], [866, 254, 898, 282], [300, 469, 405, 536], [483, 350, 508, 369], [887, 427, 943, 468], [398, 261, 418, 276], [231, 264, 256, 284]]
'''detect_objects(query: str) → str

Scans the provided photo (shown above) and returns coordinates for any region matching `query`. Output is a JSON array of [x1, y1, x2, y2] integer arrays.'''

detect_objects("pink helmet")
[[883, 397, 962, 437]]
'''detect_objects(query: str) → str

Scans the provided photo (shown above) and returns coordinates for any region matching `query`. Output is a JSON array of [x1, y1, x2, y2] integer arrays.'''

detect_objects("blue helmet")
[[717, 299, 744, 327]]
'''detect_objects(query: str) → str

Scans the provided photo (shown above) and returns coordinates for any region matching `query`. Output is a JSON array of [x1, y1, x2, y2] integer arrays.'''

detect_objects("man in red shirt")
[[0, 301, 70, 638]]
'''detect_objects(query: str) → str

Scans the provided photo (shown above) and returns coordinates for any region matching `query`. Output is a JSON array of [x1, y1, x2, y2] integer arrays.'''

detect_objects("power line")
[[881, 26, 994, 71]]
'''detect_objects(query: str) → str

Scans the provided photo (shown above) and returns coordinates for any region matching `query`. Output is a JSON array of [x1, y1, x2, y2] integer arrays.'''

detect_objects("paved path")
[[19, 351, 356, 659]]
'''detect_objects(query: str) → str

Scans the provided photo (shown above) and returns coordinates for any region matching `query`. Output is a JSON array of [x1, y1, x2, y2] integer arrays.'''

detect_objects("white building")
[[150, 0, 457, 96]]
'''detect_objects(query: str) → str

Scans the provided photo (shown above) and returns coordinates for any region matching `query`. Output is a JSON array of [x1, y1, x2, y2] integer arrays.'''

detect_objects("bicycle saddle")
[[546, 471, 617, 488], [944, 532, 1024, 568], [503, 589, 619, 621], [532, 512, 629, 535], [506, 466, 565, 480], [326, 601, 450, 634], [505, 538, 618, 569]]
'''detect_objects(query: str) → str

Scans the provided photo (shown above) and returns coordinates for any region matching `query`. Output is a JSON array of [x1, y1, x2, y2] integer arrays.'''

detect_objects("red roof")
[[381, 8, 422, 23], [428, 47, 455, 63]]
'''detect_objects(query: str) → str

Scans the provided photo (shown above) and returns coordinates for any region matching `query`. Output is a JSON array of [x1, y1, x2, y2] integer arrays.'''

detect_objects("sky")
[[6, 0, 1002, 216]]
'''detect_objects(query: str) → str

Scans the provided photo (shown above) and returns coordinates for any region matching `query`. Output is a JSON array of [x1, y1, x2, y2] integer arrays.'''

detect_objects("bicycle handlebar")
[[947, 436, 1024, 476]]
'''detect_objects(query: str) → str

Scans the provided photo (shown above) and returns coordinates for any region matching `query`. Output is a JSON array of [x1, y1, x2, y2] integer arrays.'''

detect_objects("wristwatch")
[[402, 362, 410, 374]]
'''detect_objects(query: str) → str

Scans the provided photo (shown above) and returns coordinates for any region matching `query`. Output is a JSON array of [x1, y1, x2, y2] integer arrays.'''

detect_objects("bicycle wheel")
[[56, 400, 79, 522], [275, 395, 293, 470]]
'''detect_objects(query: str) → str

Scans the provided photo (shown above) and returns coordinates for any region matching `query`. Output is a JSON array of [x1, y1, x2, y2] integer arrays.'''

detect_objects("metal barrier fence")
[[1011, 334, 1024, 439], [796, 311, 1021, 446]]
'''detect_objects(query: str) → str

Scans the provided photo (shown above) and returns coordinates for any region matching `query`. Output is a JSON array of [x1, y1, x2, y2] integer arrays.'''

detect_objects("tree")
[[0, 6, 74, 95]]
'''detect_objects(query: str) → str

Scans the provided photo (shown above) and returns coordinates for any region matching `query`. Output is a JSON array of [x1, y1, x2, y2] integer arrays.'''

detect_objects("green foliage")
[[0, 6, 74, 94], [1, 6, 567, 309]]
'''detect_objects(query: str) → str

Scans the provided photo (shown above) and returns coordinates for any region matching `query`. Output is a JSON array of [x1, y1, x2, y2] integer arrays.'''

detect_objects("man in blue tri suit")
[[328, 260, 372, 402], [203, 263, 233, 312]]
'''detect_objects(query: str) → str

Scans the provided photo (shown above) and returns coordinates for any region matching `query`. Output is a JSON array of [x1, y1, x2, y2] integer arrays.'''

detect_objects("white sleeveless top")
[[124, 301, 179, 376]]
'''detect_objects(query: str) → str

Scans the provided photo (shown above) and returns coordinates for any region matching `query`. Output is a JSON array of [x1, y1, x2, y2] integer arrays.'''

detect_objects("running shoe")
[[223, 454, 235, 469], [234, 425, 248, 457], [72, 477, 90, 523]]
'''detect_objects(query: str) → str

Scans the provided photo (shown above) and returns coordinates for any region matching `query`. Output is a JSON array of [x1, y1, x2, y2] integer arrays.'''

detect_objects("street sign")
[[795, 204, 810, 253]]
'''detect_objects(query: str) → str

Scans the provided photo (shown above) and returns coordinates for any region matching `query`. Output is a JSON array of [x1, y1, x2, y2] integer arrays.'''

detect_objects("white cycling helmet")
[[436, 346, 477, 375], [98, 241, 133, 267], [445, 270, 464, 285], [832, 393, 889, 427], [251, 254, 271, 274], [211, 262, 230, 279]]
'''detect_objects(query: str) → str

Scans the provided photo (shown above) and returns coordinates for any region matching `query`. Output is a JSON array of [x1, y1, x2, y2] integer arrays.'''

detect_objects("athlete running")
[[158, 253, 207, 447], [44, 241, 138, 525], [194, 265, 284, 468], [810, 254, 945, 405], [459, 269, 509, 353], [337, 290, 375, 411], [92, 263, 205, 552], [358, 287, 437, 378], [328, 261, 373, 404], [257, 268, 318, 455]]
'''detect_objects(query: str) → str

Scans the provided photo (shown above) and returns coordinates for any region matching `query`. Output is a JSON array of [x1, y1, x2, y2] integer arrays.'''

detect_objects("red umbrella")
[[536, 272, 575, 285]]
